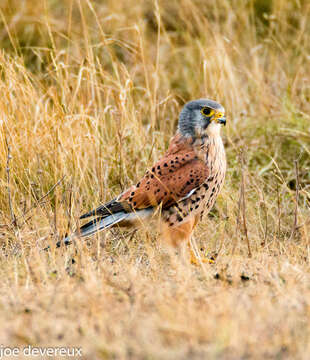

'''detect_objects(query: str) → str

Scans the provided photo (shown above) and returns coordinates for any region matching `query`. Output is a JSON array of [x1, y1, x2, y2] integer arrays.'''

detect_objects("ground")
[[0, 0, 309, 359]]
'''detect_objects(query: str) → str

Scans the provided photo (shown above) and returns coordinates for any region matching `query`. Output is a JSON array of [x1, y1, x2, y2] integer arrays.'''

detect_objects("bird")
[[56, 99, 227, 261]]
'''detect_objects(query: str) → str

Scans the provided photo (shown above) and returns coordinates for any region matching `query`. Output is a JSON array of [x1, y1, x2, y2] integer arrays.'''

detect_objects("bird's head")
[[178, 99, 226, 138]]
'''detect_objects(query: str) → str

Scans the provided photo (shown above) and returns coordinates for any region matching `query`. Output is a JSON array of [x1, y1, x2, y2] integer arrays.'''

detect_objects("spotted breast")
[[162, 134, 226, 232]]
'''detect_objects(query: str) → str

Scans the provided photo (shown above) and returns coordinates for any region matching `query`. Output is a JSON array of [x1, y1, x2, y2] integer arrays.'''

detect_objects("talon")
[[190, 252, 199, 265], [190, 249, 216, 265]]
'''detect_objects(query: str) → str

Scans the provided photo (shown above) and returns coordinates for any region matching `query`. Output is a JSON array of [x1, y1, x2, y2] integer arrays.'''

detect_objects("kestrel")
[[57, 99, 226, 260]]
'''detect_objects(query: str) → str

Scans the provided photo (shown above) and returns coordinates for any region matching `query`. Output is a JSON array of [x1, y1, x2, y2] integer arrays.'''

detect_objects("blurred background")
[[0, 1, 309, 358], [0, 0, 309, 250]]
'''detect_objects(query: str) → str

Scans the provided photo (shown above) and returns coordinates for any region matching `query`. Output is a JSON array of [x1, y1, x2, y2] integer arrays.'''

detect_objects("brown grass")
[[0, 0, 310, 358]]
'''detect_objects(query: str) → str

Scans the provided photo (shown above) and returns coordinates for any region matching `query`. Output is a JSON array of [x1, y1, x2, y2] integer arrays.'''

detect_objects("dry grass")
[[0, 0, 310, 359]]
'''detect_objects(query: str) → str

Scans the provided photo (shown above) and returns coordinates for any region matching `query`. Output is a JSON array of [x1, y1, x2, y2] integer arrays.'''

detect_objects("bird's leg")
[[188, 214, 203, 265], [161, 216, 217, 264], [161, 218, 195, 263], [161, 218, 194, 247], [188, 236, 200, 265], [188, 214, 216, 265], [161, 217, 200, 264]]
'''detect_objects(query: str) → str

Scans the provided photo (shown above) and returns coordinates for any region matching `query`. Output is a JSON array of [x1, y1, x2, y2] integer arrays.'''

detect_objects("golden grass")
[[0, 0, 309, 358]]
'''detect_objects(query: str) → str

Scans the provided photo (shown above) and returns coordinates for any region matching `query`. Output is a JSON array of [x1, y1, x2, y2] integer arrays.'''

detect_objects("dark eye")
[[201, 107, 212, 116]]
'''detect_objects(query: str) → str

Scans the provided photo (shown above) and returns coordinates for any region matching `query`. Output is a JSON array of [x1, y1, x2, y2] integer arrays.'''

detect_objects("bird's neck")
[[192, 132, 222, 148], [166, 132, 225, 166], [193, 133, 226, 173]]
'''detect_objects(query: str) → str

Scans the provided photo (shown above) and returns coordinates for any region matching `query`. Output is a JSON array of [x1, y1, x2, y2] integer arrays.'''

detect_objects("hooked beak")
[[217, 116, 226, 126]]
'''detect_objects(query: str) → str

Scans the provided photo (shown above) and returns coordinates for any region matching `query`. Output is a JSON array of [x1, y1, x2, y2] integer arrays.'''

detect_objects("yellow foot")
[[190, 249, 217, 265]]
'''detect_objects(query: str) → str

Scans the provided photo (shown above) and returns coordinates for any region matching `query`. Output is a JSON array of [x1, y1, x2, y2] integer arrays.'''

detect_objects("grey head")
[[178, 99, 226, 138]]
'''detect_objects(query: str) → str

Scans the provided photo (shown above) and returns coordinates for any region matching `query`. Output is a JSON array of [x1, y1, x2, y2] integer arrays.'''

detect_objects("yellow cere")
[[213, 111, 225, 120]]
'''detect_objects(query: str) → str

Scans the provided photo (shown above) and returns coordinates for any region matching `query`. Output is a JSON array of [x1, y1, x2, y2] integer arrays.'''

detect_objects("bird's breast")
[[162, 137, 226, 228]]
